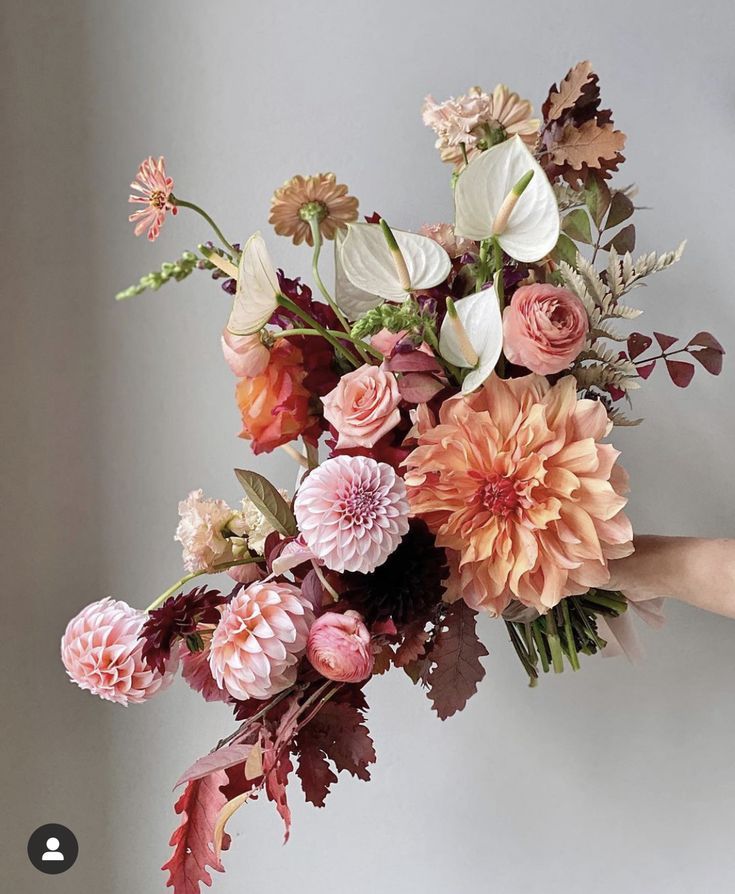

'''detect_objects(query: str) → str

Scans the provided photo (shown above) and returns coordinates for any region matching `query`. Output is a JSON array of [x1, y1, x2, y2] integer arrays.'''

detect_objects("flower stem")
[[145, 557, 263, 613], [271, 327, 382, 358], [308, 220, 371, 364], [171, 195, 236, 255], [276, 294, 362, 367], [297, 681, 342, 730]]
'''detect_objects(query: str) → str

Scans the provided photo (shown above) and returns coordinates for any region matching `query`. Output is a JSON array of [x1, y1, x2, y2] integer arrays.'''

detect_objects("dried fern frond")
[[607, 241, 686, 298]]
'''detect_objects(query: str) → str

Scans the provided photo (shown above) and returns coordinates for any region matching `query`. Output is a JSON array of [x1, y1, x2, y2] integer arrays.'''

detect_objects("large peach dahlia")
[[404, 374, 633, 616]]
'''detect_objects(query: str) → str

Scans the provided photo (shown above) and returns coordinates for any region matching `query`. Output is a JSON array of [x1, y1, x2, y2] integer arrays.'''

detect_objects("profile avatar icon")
[[42, 836, 64, 861]]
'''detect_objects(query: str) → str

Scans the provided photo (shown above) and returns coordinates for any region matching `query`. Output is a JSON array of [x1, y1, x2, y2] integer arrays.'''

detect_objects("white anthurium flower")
[[439, 288, 503, 393], [333, 230, 382, 320], [340, 221, 452, 302], [226, 231, 280, 335], [454, 135, 559, 263]]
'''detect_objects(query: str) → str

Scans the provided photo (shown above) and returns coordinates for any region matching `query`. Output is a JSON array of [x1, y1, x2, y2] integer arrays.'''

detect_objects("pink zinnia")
[[128, 156, 177, 242], [294, 455, 410, 574], [208, 581, 313, 701], [61, 598, 175, 705]]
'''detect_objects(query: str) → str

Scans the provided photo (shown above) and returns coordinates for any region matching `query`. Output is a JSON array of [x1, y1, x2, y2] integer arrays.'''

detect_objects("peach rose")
[[306, 610, 374, 683], [321, 363, 401, 449], [236, 340, 314, 454], [503, 284, 588, 375]]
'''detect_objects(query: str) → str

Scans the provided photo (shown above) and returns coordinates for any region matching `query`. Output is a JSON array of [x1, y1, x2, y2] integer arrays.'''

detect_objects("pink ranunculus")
[[503, 284, 589, 375], [61, 598, 176, 705], [221, 329, 270, 378], [306, 610, 374, 683], [321, 363, 402, 449]]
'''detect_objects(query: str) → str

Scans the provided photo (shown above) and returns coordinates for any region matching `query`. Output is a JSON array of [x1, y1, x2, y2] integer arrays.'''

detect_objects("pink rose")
[[503, 284, 589, 375], [306, 610, 374, 683], [321, 363, 401, 449], [221, 329, 270, 378]]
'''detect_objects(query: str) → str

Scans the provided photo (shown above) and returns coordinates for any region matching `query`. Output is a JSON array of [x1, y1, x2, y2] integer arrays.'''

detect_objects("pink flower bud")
[[306, 610, 374, 683]]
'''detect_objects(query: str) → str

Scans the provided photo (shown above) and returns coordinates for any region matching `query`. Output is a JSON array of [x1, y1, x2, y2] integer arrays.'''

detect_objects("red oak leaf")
[[304, 699, 376, 781], [394, 620, 429, 667], [294, 734, 338, 808], [162, 770, 230, 894], [263, 741, 293, 842], [175, 741, 257, 790], [426, 601, 488, 720]]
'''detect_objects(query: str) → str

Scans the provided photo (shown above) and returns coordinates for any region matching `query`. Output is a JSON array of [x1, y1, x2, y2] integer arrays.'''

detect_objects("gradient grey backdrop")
[[3, 1, 735, 891]]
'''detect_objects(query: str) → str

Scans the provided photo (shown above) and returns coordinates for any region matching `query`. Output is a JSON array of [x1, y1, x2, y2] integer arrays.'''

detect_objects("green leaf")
[[605, 191, 634, 230], [552, 233, 579, 267], [603, 223, 636, 254], [584, 175, 611, 229], [561, 209, 593, 244], [234, 469, 297, 537]]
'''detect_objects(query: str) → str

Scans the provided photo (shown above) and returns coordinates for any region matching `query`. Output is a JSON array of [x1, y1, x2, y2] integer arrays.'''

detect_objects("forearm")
[[608, 536, 735, 619]]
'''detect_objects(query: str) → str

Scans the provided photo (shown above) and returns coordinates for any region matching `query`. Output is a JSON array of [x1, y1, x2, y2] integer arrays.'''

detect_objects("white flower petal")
[[439, 288, 503, 394], [340, 222, 451, 301], [334, 230, 382, 320], [227, 232, 280, 335], [454, 136, 559, 262]]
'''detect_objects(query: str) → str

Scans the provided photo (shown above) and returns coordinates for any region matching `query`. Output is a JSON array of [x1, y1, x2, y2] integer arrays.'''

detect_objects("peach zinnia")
[[269, 173, 358, 246], [404, 374, 633, 616]]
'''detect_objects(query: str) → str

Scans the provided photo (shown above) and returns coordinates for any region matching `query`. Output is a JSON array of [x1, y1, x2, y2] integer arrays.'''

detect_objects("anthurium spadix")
[[439, 289, 503, 393], [333, 230, 382, 321], [340, 221, 452, 302], [454, 135, 560, 262], [226, 232, 280, 335]]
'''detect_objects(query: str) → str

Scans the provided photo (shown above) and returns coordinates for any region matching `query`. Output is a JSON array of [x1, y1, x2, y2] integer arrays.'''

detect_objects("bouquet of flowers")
[[61, 61, 724, 893]]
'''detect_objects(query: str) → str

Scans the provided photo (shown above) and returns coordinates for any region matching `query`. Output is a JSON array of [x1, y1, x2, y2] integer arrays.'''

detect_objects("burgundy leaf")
[[687, 331, 725, 352], [385, 351, 442, 373], [294, 736, 338, 808], [303, 700, 376, 782], [397, 372, 445, 404], [636, 360, 656, 380], [426, 602, 488, 720], [689, 346, 724, 376], [394, 621, 429, 667], [300, 568, 327, 613], [162, 771, 230, 894], [626, 332, 652, 360], [665, 358, 695, 388], [602, 223, 635, 254], [263, 745, 293, 842], [175, 742, 256, 790], [654, 332, 679, 351]]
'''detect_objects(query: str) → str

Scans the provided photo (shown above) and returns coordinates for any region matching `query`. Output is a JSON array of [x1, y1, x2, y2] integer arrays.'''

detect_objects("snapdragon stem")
[[308, 219, 371, 364], [276, 294, 362, 367], [171, 195, 236, 256], [145, 557, 263, 613], [271, 327, 382, 359]]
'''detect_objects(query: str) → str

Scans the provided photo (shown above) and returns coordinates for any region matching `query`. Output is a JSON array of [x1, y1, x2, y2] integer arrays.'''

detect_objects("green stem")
[[582, 590, 627, 614], [532, 623, 551, 673], [277, 294, 361, 367], [271, 327, 382, 359], [308, 219, 371, 364], [492, 237, 505, 307], [560, 601, 580, 671], [475, 239, 491, 291], [171, 195, 236, 255], [544, 610, 565, 674], [145, 557, 263, 612], [505, 621, 539, 685]]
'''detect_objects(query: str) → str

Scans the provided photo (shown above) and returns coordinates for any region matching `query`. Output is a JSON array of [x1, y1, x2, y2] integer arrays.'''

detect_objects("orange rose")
[[236, 341, 314, 454]]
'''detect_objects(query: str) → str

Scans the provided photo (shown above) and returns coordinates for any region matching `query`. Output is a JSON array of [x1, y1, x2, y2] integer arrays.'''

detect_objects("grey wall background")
[[2, 1, 734, 892]]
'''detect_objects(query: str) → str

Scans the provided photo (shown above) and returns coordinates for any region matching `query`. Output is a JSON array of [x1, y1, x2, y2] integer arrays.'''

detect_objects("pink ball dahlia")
[[61, 598, 175, 705], [294, 455, 410, 574], [306, 610, 374, 683], [404, 374, 633, 616], [208, 581, 313, 701]]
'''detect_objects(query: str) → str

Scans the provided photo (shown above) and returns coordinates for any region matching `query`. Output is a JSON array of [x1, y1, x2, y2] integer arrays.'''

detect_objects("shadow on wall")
[[0, 3, 115, 892]]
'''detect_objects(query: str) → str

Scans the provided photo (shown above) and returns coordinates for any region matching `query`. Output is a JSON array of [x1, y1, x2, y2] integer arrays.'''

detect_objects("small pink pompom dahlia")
[[294, 455, 410, 574], [128, 156, 177, 242], [61, 598, 175, 705], [306, 610, 374, 683], [208, 581, 313, 701]]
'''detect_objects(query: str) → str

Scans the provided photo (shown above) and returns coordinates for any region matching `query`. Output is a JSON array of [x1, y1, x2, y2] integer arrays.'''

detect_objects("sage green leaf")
[[234, 469, 297, 537], [605, 192, 634, 229], [584, 176, 611, 229], [603, 223, 636, 254], [552, 233, 579, 267], [561, 209, 593, 244]]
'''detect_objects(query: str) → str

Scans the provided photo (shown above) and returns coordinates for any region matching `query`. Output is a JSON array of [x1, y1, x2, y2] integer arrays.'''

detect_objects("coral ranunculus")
[[306, 610, 374, 683], [236, 340, 315, 454], [503, 284, 589, 375], [404, 374, 633, 616]]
